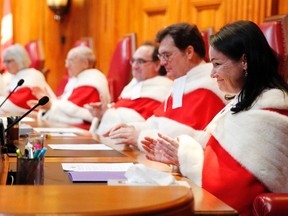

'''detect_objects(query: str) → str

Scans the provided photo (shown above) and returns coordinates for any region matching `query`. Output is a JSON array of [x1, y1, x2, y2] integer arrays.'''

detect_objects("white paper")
[[62, 162, 134, 172], [34, 127, 83, 133], [48, 132, 77, 137], [49, 144, 113, 150], [21, 117, 35, 122]]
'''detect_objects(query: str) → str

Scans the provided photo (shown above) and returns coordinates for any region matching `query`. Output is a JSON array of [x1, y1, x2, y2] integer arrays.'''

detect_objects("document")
[[62, 162, 134, 172], [49, 144, 113, 150], [68, 171, 127, 182], [34, 127, 84, 134], [47, 132, 77, 137]]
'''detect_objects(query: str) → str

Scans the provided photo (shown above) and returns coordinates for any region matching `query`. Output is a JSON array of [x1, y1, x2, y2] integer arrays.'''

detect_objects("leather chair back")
[[201, 27, 213, 62], [107, 33, 136, 102], [259, 14, 288, 81], [25, 40, 47, 74], [253, 193, 288, 215]]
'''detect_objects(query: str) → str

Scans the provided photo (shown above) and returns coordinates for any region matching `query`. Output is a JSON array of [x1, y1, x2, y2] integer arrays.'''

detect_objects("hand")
[[84, 102, 107, 119], [30, 86, 52, 110], [103, 123, 139, 147], [27, 99, 51, 111], [31, 86, 48, 99], [27, 99, 39, 110], [142, 133, 180, 166]]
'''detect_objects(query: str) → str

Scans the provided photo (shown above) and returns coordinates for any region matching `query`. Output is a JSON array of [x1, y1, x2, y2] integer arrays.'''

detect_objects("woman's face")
[[3, 58, 19, 74], [209, 46, 246, 95]]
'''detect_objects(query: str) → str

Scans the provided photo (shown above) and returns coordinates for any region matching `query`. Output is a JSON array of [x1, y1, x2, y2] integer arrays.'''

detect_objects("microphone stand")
[[2, 96, 49, 155], [0, 79, 24, 108]]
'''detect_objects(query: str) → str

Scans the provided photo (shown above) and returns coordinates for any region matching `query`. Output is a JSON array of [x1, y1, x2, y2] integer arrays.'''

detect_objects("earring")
[[244, 69, 248, 78]]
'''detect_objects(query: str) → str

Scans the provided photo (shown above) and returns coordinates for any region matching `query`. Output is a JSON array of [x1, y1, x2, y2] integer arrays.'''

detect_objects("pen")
[[37, 147, 47, 158], [33, 149, 41, 158], [16, 148, 22, 158]]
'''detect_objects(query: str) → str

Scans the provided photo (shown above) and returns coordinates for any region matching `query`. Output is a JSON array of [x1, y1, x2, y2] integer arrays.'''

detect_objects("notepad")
[[68, 171, 126, 182]]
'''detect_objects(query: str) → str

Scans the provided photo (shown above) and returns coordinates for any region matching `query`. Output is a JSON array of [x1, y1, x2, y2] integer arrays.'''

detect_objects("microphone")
[[0, 79, 24, 108], [5, 96, 49, 132]]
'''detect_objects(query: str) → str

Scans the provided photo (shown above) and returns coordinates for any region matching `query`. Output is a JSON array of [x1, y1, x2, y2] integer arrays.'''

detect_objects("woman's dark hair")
[[209, 20, 288, 113], [156, 23, 206, 59], [141, 41, 167, 76]]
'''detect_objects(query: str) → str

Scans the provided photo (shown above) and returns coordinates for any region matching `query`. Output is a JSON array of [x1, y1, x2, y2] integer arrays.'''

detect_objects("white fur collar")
[[212, 89, 288, 192]]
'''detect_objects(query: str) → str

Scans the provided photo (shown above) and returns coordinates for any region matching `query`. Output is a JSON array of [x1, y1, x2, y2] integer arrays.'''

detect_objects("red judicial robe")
[[41, 69, 110, 130], [0, 68, 54, 116], [136, 63, 226, 151], [178, 89, 288, 215], [96, 76, 172, 134]]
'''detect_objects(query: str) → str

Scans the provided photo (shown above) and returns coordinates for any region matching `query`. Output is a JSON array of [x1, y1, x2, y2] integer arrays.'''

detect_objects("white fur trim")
[[178, 134, 204, 186], [120, 76, 173, 102], [10, 68, 45, 89], [75, 69, 111, 104], [212, 89, 288, 192], [43, 99, 94, 124], [184, 63, 226, 103], [0, 99, 37, 117], [97, 107, 145, 135], [0, 68, 55, 116], [89, 117, 100, 133]]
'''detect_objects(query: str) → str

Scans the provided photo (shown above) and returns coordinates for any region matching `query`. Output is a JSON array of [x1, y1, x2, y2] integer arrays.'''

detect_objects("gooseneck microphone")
[[5, 96, 49, 132], [0, 79, 25, 108]]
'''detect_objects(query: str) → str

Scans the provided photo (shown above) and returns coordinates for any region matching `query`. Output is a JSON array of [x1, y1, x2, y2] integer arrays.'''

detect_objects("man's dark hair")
[[156, 23, 206, 59]]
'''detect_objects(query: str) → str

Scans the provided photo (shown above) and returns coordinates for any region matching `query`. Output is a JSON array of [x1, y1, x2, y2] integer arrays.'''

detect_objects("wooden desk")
[[0, 185, 194, 215], [0, 119, 238, 215]]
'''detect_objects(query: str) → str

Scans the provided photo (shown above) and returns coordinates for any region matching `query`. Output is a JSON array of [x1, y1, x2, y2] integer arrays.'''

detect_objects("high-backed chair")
[[25, 40, 48, 76], [55, 37, 94, 96], [73, 37, 94, 49], [107, 33, 136, 102], [201, 27, 213, 62], [253, 193, 288, 216], [259, 14, 288, 81]]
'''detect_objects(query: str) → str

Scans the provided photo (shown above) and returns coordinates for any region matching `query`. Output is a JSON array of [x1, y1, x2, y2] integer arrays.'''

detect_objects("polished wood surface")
[[0, 185, 194, 215], [0, 118, 238, 215]]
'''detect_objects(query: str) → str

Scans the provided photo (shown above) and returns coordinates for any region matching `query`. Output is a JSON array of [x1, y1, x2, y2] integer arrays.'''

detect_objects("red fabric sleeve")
[[202, 136, 269, 215], [67, 86, 100, 107], [115, 98, 161, 119], [9, 87, 37, 109], [154, 89, 225, 130]]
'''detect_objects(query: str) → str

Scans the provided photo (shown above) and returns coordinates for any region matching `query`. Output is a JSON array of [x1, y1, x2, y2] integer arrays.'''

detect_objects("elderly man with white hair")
[[31, 46, 110, 130]]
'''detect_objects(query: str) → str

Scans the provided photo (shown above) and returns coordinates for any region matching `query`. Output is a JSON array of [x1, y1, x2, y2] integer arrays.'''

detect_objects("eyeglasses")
[[3, 59, 15, 65], [157, 53, 174, 62], [130, 58, 154, 65]]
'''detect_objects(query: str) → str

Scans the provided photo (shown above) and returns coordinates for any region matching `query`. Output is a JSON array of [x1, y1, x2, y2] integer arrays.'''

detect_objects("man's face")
[[131, 45, 160, 82], [65, 52, 87, 77], [158, 35, 190, 79]]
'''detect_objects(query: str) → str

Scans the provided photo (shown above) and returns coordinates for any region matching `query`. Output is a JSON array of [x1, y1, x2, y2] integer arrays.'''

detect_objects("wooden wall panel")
[[279, 0, 288, 15], [138, 0, 182, 43], [0, 0, 287, 92], [182, 0, 224, 31], [224, 0, 274, 25]]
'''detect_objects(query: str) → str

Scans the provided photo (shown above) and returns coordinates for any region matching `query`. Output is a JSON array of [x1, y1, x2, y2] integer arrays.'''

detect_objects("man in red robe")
[[88, 42, 173, 134], [104, 23, 226, 150], [31, 46, 110, 130]]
